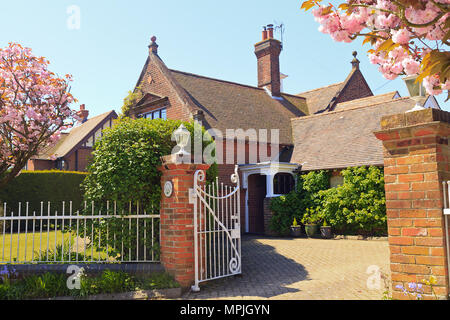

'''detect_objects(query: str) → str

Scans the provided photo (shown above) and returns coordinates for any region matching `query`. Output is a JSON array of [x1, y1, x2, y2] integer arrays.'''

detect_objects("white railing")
[[0, 201, 160, 264]]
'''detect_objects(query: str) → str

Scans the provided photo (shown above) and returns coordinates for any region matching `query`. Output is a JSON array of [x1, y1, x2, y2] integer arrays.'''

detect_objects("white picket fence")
[[0, 201, 160, 264]]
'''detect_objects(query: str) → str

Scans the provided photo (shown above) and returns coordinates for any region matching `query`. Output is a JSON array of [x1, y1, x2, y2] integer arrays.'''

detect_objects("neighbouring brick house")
[[27, 105, 118, 172], [128, 25, 441, 235]]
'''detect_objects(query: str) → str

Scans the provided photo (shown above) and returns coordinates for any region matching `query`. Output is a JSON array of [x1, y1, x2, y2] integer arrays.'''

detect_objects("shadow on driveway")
[[184, 235, 309, 299]]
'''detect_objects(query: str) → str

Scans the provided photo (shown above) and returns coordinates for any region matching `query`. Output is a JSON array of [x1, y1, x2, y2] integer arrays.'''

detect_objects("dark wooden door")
[[247, 174, 267, 234]]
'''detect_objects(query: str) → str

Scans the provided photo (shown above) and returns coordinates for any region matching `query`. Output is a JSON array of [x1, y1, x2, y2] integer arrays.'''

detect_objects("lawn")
[[0, 231, 108, 263]]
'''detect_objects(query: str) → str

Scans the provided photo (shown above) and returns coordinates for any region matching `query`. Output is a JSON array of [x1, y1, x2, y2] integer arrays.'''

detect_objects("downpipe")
[[443, 182, 450, 299], [445, 214, 450, 299]]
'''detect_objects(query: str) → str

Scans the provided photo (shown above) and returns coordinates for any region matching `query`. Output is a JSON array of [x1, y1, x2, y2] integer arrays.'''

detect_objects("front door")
[[247, 174, 267, 234]]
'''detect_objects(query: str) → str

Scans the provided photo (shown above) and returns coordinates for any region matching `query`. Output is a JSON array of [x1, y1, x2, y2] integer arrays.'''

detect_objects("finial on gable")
[[351, 51, 360, 70], [149, 36, 158, 55]]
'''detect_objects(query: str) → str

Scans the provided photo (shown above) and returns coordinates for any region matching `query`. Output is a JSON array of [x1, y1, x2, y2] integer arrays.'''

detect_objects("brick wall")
[[374, 108, 450, 300], [263, 198, 278, 236], [27, 159, 54, 171], [335, 70, 373, 106], [65, 148, 93, 172], [133, 55, 191, 121]]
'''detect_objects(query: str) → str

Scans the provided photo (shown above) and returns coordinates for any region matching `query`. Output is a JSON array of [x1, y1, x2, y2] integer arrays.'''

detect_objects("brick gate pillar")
[[158, 154, 210, 289], [374, 108, 450, 300]]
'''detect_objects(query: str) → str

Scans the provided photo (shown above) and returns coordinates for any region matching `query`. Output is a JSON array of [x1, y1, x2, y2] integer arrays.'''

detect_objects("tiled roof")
[[297, 82, 343, 114], [334, 91, 400, 111], [33, 111, 117, 160], [290, 97, 417, 171], [169, 70, 308, 145]]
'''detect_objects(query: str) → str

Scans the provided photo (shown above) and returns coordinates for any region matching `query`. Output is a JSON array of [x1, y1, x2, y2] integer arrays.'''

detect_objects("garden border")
[[5, 263, 164, 277], [35, 287, 182, 300]]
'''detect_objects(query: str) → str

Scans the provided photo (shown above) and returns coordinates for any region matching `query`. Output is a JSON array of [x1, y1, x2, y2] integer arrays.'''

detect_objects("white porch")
[[239, 162, 299, 233]]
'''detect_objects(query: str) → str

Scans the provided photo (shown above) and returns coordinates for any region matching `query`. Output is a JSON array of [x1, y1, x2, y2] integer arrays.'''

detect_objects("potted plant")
[[302, 208, 320, 237], [290, 218, 302, 237], [320, 219, 333, 239]]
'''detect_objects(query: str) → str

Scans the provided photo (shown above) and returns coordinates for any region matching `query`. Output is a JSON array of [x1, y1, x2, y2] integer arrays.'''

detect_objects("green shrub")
[[319, 166, 386, 235], [82, 118, 217, 210], [269, 167, 386, 236], [0, 171, 87, 231], [269, 170, 330, 236], [269, 184, 304, 236], [0, 270, 179, 300], [33, 243, 93, 264], [81, 118, 217, 259], [21, 273, 70, 299]]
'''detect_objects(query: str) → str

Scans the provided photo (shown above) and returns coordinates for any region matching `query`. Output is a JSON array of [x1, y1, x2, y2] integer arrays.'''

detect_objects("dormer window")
[[138, 107, 167, 120]]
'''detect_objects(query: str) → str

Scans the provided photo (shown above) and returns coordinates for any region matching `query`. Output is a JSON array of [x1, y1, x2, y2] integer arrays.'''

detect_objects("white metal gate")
[[190, 165, 242, 292]]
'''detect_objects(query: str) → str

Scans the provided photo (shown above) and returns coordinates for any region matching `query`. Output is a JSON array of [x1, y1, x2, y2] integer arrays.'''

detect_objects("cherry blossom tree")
[[0, 43, 79, 189], [301, 0, 449, 100]]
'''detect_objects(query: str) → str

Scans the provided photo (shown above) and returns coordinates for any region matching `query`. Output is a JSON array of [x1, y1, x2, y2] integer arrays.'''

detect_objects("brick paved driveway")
[[183, 235, 390, 300]]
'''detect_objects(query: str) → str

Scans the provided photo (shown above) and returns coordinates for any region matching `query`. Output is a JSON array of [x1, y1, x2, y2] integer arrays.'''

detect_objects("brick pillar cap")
[[158, 154, 210, 172]]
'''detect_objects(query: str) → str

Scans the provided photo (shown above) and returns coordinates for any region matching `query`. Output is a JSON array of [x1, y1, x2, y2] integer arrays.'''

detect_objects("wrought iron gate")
[[190, 165, 242, 292]]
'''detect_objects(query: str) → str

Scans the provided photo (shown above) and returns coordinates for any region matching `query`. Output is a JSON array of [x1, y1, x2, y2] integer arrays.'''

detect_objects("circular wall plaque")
[[164, 181, 173, 197]]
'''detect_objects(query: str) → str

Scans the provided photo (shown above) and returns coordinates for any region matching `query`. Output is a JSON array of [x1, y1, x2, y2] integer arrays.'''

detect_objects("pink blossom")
[[402, 58, 420, 75], [423, 75, 443, 96], [305, 0, 448, 98], [391, 28, 412, 44], [0, 43, 78, 176]]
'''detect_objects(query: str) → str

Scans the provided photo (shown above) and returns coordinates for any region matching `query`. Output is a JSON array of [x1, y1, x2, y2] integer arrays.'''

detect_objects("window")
[[274, 173, 295, 195], [85, 135, 93, 147], [95, 128, 102, 141], [330, 175, 344, 188], [138, 108, 167, 120], [56, 159, 68, 171]]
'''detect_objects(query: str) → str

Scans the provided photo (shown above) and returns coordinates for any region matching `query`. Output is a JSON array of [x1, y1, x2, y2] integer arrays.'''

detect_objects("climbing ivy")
[[120, 86, 144, 118]]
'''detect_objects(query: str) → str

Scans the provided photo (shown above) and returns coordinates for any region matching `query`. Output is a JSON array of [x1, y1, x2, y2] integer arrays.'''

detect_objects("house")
[[129, 25, 441, 234], [27, 105, 118, 172]]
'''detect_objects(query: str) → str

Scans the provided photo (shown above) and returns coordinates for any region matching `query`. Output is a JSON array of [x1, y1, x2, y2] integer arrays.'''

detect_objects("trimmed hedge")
[[0, 171, 88, 230]]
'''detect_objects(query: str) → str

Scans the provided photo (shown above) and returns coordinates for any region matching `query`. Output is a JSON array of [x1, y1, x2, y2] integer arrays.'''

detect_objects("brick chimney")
[[254, 24, 282, 97], [77, 104, 89, 123]]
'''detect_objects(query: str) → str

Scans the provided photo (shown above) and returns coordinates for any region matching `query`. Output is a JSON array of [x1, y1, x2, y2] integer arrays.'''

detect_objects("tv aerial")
[[274, 22, 285, 49]]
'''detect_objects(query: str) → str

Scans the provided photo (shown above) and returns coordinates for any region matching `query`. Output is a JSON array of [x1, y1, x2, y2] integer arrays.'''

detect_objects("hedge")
[[0, 170, 88, 230]]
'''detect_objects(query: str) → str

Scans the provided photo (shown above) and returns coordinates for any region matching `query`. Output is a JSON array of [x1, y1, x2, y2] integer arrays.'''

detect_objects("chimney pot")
[[262, 26, 268, 41], [77, 104, 89, 123], [267, 24, 274, 39]]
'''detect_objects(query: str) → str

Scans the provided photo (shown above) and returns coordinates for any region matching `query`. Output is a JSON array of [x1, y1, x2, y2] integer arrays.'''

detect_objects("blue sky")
[[0, 0, 447, 117]]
